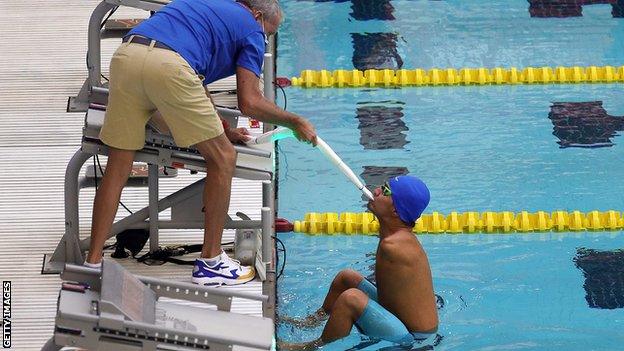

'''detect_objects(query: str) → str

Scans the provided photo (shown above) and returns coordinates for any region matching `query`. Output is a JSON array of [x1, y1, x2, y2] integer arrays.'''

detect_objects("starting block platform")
[[42, 260, 274, 351]]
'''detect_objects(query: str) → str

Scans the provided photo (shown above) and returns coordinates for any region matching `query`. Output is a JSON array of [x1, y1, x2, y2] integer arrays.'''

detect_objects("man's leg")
[[91, 41, 152, 264], [86, 148, 135, 264], [141, 48, 253, 284], [320, 288, 368, 343], [193, 134, 237, 258], [191, 134, 255, 285], [279, 288, 369, 351], [280, 269, 365, 328], [322, 269, 366, 312]]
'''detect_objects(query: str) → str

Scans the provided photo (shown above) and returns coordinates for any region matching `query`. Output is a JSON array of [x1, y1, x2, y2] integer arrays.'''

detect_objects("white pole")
[[316, 137, 374, 200]]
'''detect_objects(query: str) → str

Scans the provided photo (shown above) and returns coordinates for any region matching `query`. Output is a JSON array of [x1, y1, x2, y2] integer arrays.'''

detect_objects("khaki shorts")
[[100, 39, 224, 150]]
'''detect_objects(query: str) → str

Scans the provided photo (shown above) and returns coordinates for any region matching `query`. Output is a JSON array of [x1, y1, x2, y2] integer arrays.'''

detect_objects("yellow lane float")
[[290, 66, 624, 88], [292, 210, 624, 235]]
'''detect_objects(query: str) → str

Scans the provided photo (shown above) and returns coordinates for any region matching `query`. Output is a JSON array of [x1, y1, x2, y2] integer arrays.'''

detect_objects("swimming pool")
[[275, 1, 624, 350]]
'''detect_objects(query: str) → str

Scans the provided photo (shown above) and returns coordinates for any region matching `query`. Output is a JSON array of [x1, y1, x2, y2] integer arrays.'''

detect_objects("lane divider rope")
[[290, 66, 624, 88], [293, 210, 624, 235]]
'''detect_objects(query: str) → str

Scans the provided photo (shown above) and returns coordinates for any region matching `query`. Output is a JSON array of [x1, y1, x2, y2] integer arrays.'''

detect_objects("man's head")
[[242, 0, 283, 36], [368, 175, 430, 228]]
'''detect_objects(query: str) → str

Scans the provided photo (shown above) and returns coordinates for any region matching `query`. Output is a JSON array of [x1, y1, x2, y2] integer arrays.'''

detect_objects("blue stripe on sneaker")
[[193, 262, 241, 280]]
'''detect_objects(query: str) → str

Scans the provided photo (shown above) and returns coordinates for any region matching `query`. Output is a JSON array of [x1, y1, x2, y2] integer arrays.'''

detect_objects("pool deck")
[[0, 1, 269, 349]]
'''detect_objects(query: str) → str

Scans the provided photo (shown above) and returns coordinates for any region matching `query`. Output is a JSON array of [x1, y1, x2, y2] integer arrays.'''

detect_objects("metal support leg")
[[44, 167, 207, 273], [261, 45, 277, 319], [87, 1, 116, 90], [68, 1, 117, 113], [260, 181, 275, 319], [261, 181, 275, 264], [81, 178, 206, 251], [148, 163, 159, 252], [43, 150, 93, 273], [262, 52, 275, 133], [261, 206, 275, 320], [67, 79, 91, 113]]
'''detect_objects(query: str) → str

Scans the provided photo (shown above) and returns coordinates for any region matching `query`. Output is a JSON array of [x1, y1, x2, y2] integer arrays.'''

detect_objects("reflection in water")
[[298, 0, 395, 20], [357, 104, 409, 149], [351, 33, 404, 70], [574, 248, 624, 309], [361, 166, 410, 190], [615, 0, 624, 15], [528, 0, 624, 17], [349, 0, 395, 20], [548, 101, 624, 148]]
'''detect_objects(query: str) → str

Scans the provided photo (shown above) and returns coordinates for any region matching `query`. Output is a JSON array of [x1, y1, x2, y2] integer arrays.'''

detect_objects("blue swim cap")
[[388, 176, 430, 226]]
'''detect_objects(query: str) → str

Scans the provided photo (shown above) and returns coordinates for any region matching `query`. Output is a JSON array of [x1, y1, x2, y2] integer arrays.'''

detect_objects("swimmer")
[[279, 176, 438, 350]]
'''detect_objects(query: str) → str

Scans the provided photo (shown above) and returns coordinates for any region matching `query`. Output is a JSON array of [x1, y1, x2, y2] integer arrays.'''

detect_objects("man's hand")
[[236, 66, 318, 146], [292, 117, 317, 146], [225, 127, 252, 144]]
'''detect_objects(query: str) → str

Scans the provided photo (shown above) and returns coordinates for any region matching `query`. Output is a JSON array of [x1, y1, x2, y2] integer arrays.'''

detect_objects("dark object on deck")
[[111, 229, 150, 258], [528, 0, 624, 17], [351, 32, 404, 71], [548, 101, 624, 148], [574, 248, 624, 309], [356, 102, 409, 150], [361, 166, 410, 190]]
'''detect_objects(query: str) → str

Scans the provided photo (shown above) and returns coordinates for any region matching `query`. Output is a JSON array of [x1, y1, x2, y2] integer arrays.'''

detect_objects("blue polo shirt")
[[128, 0, 265, 85]]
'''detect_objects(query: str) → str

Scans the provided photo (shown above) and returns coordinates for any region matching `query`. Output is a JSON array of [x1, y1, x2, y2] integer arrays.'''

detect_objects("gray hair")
[[241, 0, 283, 23]]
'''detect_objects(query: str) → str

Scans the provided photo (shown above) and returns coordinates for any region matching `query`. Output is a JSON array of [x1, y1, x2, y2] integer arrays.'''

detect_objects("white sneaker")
[[191, 251, 255, 286], [83, 261, 102, 270]]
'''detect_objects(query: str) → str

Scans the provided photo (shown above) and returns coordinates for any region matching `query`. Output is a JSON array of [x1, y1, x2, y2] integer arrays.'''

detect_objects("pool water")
[[275, 1, 624, 350], [277, 0, 624, 78], [277, 233, 624, 350]]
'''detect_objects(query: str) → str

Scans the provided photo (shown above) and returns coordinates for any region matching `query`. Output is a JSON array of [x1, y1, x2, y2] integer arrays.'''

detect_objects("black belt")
[[123, 35, 173, 51]]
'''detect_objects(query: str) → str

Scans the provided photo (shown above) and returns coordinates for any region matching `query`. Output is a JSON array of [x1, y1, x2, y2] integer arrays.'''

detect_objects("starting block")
[[41, 260, 274, 351]]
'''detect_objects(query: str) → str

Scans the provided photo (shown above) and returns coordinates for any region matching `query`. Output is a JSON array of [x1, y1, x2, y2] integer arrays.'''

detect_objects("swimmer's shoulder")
[[378, 230, 419, 261]]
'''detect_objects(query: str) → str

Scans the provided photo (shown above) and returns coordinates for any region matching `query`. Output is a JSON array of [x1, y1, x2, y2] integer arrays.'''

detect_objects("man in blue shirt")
[[86, 0, 317, 286]]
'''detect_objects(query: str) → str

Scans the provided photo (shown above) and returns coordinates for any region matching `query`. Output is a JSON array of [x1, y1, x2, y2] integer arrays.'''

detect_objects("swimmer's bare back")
[[375, 229, 438, 333]]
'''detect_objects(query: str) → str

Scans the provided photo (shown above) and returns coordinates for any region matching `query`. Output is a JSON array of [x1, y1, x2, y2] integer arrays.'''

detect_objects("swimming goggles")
[[381, 182, 392, 196]]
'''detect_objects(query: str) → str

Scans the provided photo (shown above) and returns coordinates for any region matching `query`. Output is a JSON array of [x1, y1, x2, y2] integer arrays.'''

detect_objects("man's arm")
[[236, 66, 317, 144], [204, 86, 251, 144]]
